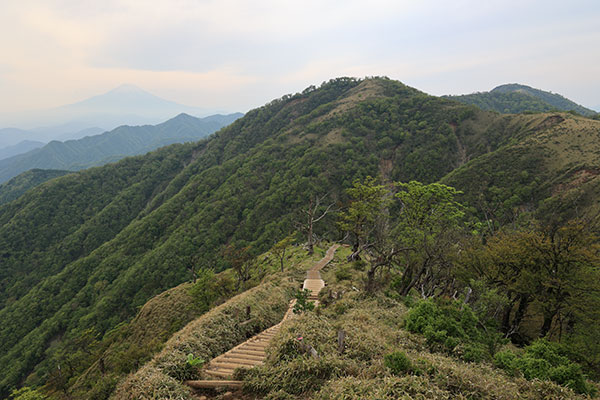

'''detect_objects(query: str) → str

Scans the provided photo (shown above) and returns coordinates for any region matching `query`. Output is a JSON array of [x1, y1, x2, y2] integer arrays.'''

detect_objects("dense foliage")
[[446, 83, 597, 117], [495, 340, 596, 395], [0, 169, 70, 205]]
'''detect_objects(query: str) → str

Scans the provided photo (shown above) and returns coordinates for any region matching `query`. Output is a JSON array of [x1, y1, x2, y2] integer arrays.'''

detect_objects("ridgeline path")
[[186, 244, 340, 390]]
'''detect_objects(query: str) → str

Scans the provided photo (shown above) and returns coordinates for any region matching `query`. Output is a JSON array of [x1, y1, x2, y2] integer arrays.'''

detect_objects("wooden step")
[[211, 360, 259, 369], [204, 369, 235, 379], [221, 353, 264, 362], [229, 349, 265, 357], [185, 380, 242, 389], [244, 343, 268, 350]]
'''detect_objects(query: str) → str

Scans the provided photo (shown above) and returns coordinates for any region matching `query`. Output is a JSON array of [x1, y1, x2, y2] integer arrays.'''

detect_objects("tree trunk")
[[400, 260, 428, 296], [307, 219, 314, 255], [366, 266, 376, 293], [540, 309, 556, 338]]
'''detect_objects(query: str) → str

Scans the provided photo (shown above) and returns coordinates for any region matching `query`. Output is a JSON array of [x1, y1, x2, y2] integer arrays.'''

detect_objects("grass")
[[110, 244, 327, 399]]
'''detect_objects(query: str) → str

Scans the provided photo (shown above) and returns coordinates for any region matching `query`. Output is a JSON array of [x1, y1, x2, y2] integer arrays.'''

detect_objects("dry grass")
[[110, 245, 328, 400], [240, 255, 589, 399]]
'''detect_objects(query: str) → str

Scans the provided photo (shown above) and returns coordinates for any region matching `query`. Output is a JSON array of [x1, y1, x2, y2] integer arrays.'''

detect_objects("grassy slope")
[[114, 245, 591, 399], [111, 245, 327, 400], [442, 113, 600, 223]]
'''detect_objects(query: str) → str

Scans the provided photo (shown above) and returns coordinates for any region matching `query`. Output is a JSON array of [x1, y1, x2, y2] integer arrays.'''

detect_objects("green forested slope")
[[446, 83, 597, 116], [0, 113, 242, 183], [1, 77, 600, 398], [0, 169, 71, 205]]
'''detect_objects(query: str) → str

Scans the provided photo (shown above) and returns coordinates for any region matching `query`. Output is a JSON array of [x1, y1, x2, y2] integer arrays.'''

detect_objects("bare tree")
[[297, 194, 336, 255]]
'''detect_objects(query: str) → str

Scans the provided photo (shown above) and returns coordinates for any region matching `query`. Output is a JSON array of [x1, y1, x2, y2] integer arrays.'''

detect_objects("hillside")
[[1, 77, 600, 398], [446, 83, 597, 116], [0, 140, 45, 161], [114, 244, 594, 399], [0, 112, 242, 183], [0, 169, 71, 205]]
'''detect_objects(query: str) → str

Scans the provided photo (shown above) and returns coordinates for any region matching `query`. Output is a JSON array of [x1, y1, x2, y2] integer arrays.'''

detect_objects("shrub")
[[494, 339, 595, 395], [293, 289, 315, 314], [243, 356, 350, 395], [334, 266, 352, 281], [404, 299, 497, 361], [384, 351, 412, 375]]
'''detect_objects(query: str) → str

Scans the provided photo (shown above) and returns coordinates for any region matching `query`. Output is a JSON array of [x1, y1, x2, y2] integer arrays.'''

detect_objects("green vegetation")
[[292, 289, 315, 314], [446, 83, 597, 117], [0, 169, 71, 205], [0, 113, 241, 183], [495, 340, 595, 395], [404, 299, 500, 362]]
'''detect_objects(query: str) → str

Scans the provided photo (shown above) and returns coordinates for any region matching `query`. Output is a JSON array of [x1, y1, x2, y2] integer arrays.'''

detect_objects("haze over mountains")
[[0, 84, 223, 146], [0, 112, 242, 185]]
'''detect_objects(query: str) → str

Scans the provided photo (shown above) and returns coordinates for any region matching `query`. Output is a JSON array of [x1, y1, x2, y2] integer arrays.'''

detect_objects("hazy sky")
[[1, 0, 599, 114]]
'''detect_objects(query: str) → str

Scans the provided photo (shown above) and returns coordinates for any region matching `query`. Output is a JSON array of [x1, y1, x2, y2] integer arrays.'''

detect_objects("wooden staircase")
[[185, 244, 339, 390]]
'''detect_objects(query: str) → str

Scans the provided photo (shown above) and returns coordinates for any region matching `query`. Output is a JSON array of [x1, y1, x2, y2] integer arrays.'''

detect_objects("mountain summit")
[[446, 83, 597, 116], [0, 85, 222, 141]]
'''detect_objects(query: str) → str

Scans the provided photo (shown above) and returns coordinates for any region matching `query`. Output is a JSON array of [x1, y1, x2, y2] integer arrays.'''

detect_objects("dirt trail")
[[186, 244, 339, 389]]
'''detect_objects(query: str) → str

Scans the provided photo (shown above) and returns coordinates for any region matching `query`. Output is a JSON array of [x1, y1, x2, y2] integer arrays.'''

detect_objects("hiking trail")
[[186, 244, 340, 390]]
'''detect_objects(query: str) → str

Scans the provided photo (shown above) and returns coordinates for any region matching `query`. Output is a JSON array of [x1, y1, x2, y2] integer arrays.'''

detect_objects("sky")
[[1, 0, 599, 115]]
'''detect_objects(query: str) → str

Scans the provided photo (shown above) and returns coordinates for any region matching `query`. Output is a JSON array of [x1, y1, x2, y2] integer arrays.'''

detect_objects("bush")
[[293, 289, 315, 314], [243, 356, 350, 395], [334, 266, 352, 281], [404, 299, 496, 361], [384, 351, 412, 375], [494, 340, 595, 395]]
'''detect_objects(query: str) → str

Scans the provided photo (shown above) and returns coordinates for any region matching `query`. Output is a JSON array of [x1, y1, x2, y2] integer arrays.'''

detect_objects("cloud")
[[0, 0, 599, 114]]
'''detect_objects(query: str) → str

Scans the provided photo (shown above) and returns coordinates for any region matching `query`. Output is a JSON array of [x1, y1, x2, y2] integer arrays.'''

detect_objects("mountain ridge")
[[0, 112, 243, 184], [446, 83, 596, 116]]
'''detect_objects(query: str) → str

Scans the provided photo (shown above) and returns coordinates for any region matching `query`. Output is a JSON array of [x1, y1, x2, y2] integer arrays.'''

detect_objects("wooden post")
[[246, 305, 251, 318], [337, 330, 346, 354]]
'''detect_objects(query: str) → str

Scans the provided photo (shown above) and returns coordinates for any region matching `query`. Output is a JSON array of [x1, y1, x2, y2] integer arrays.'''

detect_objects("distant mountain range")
[[0, 84, 225, 144], [0, 112, 242, 183], [0, 140, 44, 161], [446, 83, 597, 116]]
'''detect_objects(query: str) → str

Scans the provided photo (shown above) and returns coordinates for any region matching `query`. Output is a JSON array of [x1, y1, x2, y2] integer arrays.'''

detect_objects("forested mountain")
[[0, 140, 45, 161], [1, 77, 599, 398], [0, 113, 242, 183], [0, 169, 71, 205], [446, 83, 597, 116]]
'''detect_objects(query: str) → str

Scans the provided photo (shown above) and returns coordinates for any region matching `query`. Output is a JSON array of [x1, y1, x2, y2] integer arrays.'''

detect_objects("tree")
[[9, 388, 50, 400], [460, 219, 600, 341], [393, 181, 465, 296], [338, 177, 398, 291], [222, 245, 256, 290], [271, 234, 294, 272], [297, 194, 336, 255]]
